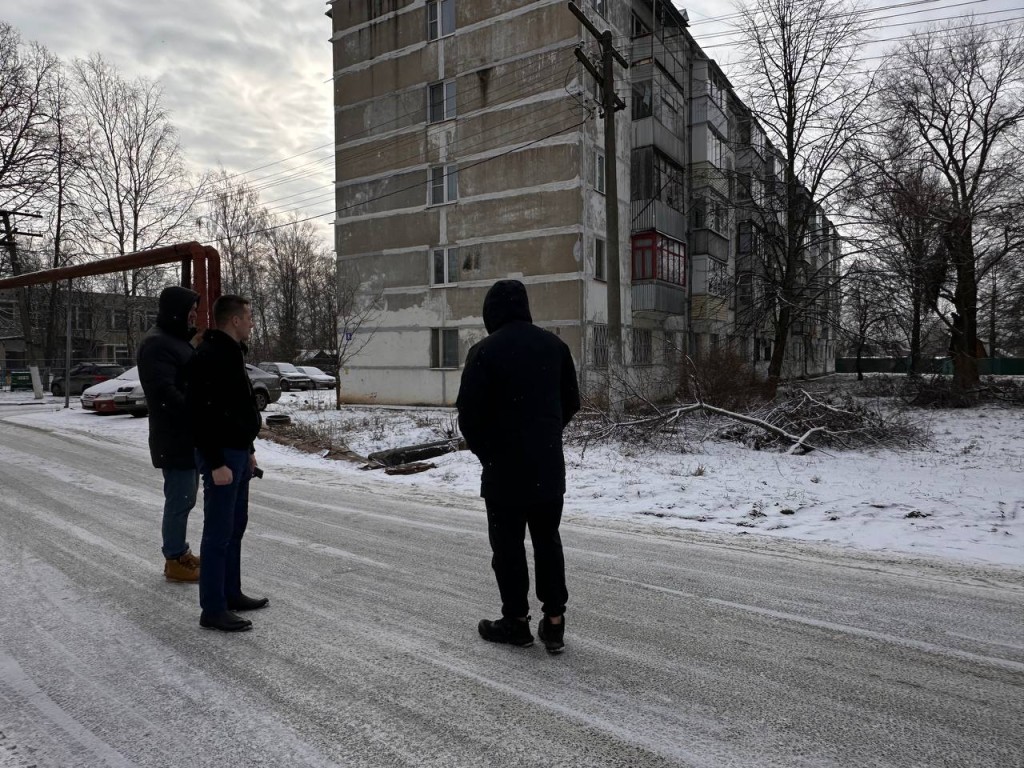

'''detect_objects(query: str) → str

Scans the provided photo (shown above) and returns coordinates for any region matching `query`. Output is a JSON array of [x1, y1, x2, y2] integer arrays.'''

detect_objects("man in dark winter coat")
[[456, 279, 581, 653], [186, 294, 267, 633], [138, 285, 201, 582]]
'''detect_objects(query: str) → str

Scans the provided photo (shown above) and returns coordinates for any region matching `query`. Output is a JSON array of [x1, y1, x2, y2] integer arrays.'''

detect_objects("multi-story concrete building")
[[327, 0, 838, 405]]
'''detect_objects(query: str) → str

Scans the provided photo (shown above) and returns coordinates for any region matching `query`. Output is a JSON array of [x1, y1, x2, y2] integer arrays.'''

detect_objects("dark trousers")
[[196, 449, 251, 613], [485, 495, 567, 619]]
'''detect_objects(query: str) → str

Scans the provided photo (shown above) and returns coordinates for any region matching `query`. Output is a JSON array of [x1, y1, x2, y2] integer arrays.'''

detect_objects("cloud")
[[4, 0, 334, 231]]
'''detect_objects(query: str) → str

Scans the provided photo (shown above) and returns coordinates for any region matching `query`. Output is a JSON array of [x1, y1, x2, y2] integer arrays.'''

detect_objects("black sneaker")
[[478, 616, 534, 647], [538, 615, 565, 654]]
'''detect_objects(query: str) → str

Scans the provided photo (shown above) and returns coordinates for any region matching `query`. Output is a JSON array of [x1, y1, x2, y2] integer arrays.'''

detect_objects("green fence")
[[8, 370, 34, 391], [836, 357, 1024, 375]]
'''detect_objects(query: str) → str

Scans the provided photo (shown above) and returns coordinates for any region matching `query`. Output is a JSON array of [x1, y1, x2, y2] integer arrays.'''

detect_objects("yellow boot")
[[164, 550, 200, 582]]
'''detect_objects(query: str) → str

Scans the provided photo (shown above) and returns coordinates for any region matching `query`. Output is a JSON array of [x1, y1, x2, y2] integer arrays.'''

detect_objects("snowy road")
[[1, 408, 1022, 767]]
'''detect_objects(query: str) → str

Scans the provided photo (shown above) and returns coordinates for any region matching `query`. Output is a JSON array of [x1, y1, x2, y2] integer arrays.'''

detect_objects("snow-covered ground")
[[2, 382, 1021, 569]]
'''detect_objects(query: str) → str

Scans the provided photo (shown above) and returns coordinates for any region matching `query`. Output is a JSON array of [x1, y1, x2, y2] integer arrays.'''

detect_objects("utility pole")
[[1, 209, 45, 368], [569, 2, 629, 414]]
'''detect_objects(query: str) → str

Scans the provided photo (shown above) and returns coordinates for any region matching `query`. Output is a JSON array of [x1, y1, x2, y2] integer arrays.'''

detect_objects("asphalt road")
[[0, 410, 1022, 767]]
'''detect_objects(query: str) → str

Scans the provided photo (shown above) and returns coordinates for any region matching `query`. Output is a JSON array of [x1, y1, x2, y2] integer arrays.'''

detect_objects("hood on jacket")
[[156, 286, 199, 340], [482, 279, 533, 334]]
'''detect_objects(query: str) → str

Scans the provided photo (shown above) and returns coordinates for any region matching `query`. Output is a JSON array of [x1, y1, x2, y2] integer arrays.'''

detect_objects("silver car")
[[296, 365, 337, 390], [257, 362, 312, 391]]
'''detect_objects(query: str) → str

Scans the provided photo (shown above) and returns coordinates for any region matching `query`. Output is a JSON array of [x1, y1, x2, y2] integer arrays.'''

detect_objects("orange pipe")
[[0, 242, 208, 290]]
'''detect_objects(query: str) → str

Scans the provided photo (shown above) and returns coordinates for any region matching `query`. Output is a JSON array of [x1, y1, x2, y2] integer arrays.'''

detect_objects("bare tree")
[[265, 216, 325, 361], [200, 171, 274, 350], [875, 19, 1024, 391], [0, 25, 59, 366], [845, 138, 950, 375], [73, 55, 207, 353], [39, 59, 89, 365], [333, 260, 384, 408], [0, 23, 57, 213], [840, 261, 894, 380], [732, 0, 870, 391], [201, 170, 269, 294], [300, 250, 339, 353]]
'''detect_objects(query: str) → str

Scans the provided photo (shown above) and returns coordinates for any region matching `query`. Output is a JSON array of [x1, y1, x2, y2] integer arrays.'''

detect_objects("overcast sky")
[[4, 0, 1022, 238], [5, 0, 336, 232]]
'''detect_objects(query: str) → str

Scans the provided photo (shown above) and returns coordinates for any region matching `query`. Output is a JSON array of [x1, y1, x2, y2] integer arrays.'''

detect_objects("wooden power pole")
[[569, 2, 629, 414]]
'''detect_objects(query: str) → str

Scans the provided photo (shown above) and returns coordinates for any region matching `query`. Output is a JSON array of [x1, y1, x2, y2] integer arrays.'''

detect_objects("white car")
[[296, 365, 337, 390], [80, 366, 148, 417]]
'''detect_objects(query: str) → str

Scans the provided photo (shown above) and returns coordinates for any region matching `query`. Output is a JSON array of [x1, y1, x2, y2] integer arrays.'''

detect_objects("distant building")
[[327, 0, 839, 404], [0, 287, 159, 372]]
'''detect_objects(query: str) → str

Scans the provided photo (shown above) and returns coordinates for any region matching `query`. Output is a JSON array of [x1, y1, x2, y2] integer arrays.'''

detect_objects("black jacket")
[[456, 280, 581, 501], [137, 286, 198, 469], [186, 329, 261, 470]]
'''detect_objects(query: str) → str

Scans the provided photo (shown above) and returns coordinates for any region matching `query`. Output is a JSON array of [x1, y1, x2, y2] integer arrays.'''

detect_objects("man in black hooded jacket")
[[457, 279, 581, 653], [138, 285, 202, 582]]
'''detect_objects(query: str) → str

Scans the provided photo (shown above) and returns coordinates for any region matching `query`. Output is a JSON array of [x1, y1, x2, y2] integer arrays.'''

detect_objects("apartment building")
[[328, 0, 838, 405]]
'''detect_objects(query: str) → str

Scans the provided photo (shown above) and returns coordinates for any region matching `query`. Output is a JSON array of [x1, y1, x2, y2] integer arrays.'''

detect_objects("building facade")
[[0, 287, 158, 373], [328, 0, 839, 405]]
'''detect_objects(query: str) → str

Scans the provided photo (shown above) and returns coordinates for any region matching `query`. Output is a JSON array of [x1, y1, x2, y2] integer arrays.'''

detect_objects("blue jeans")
[[161, 468, 199, 559], [196, 449, 252, 613]]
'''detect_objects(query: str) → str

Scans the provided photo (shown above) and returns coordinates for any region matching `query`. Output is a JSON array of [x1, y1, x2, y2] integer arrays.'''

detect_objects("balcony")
[[689, 94, 728, 136], [630, 199, 686, 241], [690, 228, 729, 261], [632, 281, 687, 316], [631, 117, 686, 167]]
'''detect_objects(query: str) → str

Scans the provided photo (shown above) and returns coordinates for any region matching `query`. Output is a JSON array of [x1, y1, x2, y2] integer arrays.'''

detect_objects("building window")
[[426, 0, 455, 40], [737, 272, 753, 306], [591, 324, 608, 369], [594, 150, 605, 194], [632, 328, 652, 366], [588, 72, 602, 106], [707, 257, 729, 296], [738, 221, 753, 254], [428, 80, 456, 123], [631, 232, 685, 286], [0, 300, 15, 329], [71, 306, 92, 331], [430, 328, 459, 368], [590, 0, 606, 17], [692, 194, 728, 234], [595, 237, 606, 281], [139, 310, 158, 330], [431, 246, 459, 285], [109, 308, 128, 331], [707, 129, 725, 167], [105, 344, 130, 364], [630, 12, 650, 38], [632, 80, 653, 120], [429, 164, 458, 205], [655, 152, 684, 210]]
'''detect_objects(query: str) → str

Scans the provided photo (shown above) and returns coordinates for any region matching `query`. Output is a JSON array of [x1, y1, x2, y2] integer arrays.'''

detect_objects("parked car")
[[246, 364, 282, 411], [296, 365, 337, 390], [51, 362, 126, 397], [80, 366, 148, 417], [257, 362, 312, 391]]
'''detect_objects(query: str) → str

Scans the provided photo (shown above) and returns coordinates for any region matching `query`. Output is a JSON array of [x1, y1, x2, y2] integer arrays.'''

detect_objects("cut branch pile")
[[569, 390, 929, 455], [713, 391, 930, 452]]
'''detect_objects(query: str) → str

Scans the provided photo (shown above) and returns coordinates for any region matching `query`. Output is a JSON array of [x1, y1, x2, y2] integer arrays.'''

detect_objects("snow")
[[2, 383, 1022, 569]]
